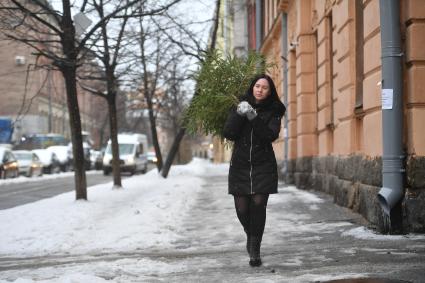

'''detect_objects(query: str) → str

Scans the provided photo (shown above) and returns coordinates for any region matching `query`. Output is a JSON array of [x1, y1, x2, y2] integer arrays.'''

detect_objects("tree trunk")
[[160, 127, 185, 178], [107, 94, 122, 188], [61, 0, 87, 199], [147, 100, 163, 171], [62, 69, 87, 199]]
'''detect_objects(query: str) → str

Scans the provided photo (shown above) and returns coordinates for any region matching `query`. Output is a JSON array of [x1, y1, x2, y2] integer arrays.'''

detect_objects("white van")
[[102, 133, 148, 175]]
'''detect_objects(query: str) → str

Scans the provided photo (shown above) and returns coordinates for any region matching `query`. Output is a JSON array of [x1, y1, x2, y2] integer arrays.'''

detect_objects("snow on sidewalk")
[[0, 158, 227, 256], [1, 158, 425, 283]]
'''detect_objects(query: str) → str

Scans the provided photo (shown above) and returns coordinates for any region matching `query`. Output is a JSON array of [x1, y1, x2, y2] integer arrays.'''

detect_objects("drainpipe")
[[377, 0, 404, 216], [255, 0, 262, 51], [281, 12, 288, 176]]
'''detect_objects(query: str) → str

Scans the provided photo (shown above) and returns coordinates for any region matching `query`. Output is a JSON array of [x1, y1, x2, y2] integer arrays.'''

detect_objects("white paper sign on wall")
[[382, 89, 393, 110]]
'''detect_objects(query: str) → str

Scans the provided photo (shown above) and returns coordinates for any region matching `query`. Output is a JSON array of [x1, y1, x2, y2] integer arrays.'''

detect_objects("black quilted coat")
[[223, 93, 286, 196]]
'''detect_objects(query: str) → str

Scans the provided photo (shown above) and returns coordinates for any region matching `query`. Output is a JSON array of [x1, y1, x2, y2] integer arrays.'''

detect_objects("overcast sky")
[[49, 0, 215, 22], [47, 0, 216, 96]]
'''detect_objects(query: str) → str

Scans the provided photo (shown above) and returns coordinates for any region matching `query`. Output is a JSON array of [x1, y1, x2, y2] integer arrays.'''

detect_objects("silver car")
[[32, 149, 61, 174], [13, 150, 43, 177], [0, 147, 19, 179]]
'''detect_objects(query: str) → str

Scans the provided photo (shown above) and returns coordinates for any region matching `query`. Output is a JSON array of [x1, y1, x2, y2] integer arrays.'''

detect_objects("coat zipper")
[[249, 128, 253, 194]]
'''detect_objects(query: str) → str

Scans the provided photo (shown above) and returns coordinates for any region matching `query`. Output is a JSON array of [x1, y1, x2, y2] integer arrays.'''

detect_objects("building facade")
[[0, 34, 107, 148], [240, 0, 425, 233]]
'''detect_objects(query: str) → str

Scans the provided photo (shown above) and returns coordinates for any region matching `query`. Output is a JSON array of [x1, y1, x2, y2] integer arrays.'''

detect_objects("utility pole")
[[48, 69, 52, 133]]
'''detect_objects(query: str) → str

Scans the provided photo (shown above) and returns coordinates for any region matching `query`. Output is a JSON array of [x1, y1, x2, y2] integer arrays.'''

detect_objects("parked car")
[[147, 151, 157, 164], [0, 147, 19, 179], [47, 145, 70, 172], [13, 150, 43, 177], [32, 149, 61, 174], [102, 134, 148, 175], [90, 150, 103, 170], [29, 152, 44, 177]]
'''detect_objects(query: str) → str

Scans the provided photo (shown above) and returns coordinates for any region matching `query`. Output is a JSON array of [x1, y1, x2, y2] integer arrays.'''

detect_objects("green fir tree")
[[184, 50, 272, 139]]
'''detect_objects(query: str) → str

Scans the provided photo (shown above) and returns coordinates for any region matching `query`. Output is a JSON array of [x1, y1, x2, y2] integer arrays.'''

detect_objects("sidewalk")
[[0, 161, 424, 282], [155, 173, 425, 282]]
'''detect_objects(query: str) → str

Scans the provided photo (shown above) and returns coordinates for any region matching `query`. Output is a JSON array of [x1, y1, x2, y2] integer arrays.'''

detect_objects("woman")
[[223, 74, 286, 267]]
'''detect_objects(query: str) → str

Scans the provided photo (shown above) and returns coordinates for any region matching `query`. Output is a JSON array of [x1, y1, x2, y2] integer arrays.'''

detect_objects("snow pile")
[[0, 274, 111, 283], [342, 226, 425, 241], [277, 186, 324, 204], [0, 171, 98, 186], [0, 158, 225, 256]]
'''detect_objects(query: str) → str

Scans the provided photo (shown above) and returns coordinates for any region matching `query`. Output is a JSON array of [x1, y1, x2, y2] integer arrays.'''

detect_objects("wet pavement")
[[0, 170, 424, 282], [323, 279, 412, 283], [148, 174, 425, 282]]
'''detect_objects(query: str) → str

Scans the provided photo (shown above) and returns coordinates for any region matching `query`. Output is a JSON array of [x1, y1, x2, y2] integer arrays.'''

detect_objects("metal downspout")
[[255, 0, 262, 51], [377, 0, 404, 216], [281, 13, 288, 177]]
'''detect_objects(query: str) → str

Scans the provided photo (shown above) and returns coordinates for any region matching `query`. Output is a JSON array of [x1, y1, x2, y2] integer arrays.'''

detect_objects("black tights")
[[234, 194, 269, 239]]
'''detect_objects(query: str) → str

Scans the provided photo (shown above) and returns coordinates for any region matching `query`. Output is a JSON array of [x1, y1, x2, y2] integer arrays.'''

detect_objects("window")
[[4, 152, 13, 163], [355, 0, 364, 109], [33, 154, 40, 162]]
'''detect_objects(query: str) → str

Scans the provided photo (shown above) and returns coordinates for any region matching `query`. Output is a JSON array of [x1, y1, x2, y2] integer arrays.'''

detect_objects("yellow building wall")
[[259, 0, 368, 159], [256, 0, 425, 233], [259, 0, 425, 161], [405, 0, 425, 156]]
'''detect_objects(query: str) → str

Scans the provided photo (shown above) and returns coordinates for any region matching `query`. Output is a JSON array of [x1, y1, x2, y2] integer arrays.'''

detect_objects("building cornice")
[[260, 15, 282, 54]]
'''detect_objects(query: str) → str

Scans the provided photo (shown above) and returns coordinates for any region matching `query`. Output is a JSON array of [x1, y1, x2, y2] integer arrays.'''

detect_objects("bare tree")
[[159, 0, 221, 178], [130, 13, 189, 172], [80, 0, 185, 188], [78, 1, 130, 188], [158, 58, 191, 163], [120, 0, 219, 178], [0, 0, 182, 197], [125, 2, 208, 172], [136, 19, 166, 171]]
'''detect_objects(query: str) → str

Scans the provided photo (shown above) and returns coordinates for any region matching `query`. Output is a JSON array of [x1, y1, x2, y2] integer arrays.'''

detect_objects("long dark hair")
[[244, 74, 279, 104], [242, 74, 286, 115]]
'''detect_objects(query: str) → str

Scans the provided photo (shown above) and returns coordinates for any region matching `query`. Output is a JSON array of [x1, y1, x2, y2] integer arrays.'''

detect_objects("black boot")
[[249, 236, 262, 267]]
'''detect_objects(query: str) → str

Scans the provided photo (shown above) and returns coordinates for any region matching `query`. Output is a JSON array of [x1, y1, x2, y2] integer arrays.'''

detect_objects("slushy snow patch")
[[342, 226, 425, 240], [0, 274, 111, 283]]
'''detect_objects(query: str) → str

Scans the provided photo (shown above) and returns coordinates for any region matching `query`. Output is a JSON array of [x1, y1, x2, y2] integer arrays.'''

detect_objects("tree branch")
[[77, 0, 182, 54], [9, 0, 62, 35]]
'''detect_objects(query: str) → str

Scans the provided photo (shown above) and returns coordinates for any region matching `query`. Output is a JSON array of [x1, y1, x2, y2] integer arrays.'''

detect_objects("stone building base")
[[280, 155, 425, 234]]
